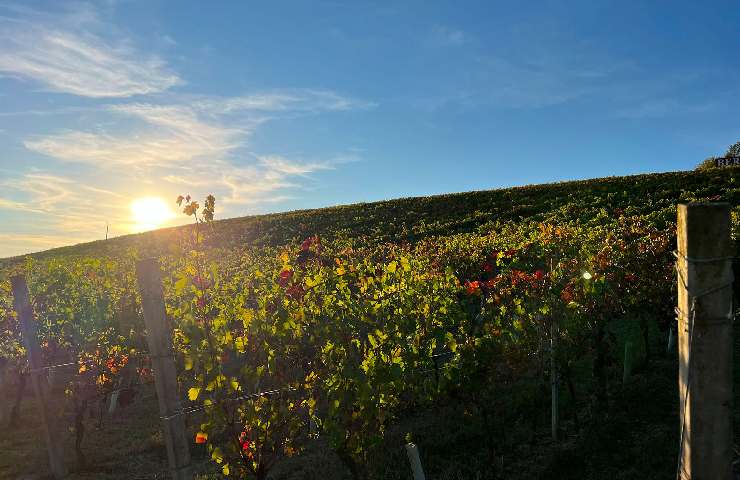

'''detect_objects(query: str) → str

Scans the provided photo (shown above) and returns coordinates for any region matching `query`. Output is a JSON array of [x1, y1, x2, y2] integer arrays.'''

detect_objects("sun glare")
[[130, 197, 174, 232]]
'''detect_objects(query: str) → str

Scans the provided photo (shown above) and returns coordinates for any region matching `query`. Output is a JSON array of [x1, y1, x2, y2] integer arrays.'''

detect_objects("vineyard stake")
[[0, 359, 7, 425], [405, 443, 426, 480], [136, 258, 193, 480], [676, 203, 733, 479], [622, 340, 633, 384], [108, 390, 119, 413], [11, 275, 69, 479], [549, 257, 559, 442], [550, 316, 559, 441]]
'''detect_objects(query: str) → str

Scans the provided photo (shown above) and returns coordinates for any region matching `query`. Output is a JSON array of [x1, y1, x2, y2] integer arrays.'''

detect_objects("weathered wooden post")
[[405, 443, 426, 480], [550, 317, 559, 441], [0, 358, 8, 425], [676, 203, 734, 480], [622, 340, 633, 384], [136, 258, 193, 480], [11, 275, 68, 479]]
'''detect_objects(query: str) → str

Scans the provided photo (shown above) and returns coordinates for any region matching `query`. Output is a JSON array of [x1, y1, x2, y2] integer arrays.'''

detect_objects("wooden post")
[[405, 443, 426, 480], [550, 317, 559, 441], [676, 203, 733, 480], [11, 275, 68, 479], [136, 258, 193, 480], [622, 340, 633, 384], [0, 359, 8, 425]]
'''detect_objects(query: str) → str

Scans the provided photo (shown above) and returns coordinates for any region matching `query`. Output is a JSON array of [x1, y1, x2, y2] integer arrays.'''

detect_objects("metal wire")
[[672, 250, 736, 264], [28, 350, 154, 374], [160, 349, 457, 422], [160, 387, 290, 421], [29, 361, 79, 373]]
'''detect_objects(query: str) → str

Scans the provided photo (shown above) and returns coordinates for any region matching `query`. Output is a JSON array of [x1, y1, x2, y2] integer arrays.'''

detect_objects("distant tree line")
[[696, 141, 740, 170]]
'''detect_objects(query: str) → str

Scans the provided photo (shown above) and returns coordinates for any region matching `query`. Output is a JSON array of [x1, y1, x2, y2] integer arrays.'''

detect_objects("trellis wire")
[[162, 348, 458, 422]]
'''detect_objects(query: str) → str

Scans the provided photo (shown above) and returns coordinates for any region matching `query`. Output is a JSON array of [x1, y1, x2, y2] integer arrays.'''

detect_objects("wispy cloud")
[[0, 172, 129, 239], [0, 5, 180, 97], [430, 25, 469, 46], [414, 51, 624, 112], [0, 233, 84, 255], [612, 98, 718, 119], [198, 89, 377, 114], [24, 88, 368, 170], [0, 3, 372, 256], [18, 88, 368, 227]]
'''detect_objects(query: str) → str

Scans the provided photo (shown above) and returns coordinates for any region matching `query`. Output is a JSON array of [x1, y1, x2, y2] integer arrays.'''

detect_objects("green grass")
[[1, 386, 173, 480]]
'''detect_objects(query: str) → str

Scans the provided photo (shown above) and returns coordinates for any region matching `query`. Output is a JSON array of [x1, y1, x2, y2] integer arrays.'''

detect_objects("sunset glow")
[[130, 197, 174, 232]]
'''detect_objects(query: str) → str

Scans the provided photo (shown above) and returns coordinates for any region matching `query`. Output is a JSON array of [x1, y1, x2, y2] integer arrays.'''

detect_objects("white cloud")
[[19, 88, 368, 225], [0, 4, 372, 255], [24, 130, 221, 168], [0, 233, 83, 257], [431, 26, 469, 46], [258, 155, 332, 176], [0, 172, 130, 241], [0, 8, 180, 97], [199, 89, 376, 114], [613, 98, 717, 119], [415, 54, 610, 112]]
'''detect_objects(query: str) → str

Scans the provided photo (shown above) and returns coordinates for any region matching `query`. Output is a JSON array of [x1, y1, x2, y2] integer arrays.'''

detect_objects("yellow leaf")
[[188, 387, 201, 401], [212, 446, 224, 463], [235, 336, 246, 353], [222, 463, 230, 475]]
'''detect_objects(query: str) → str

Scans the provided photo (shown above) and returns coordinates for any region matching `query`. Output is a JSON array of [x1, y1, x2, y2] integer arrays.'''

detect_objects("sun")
[[130, 197, 174, 232]]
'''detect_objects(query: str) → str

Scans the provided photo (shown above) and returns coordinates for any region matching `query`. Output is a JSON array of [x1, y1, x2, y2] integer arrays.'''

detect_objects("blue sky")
[[0, 1, 739, 256]]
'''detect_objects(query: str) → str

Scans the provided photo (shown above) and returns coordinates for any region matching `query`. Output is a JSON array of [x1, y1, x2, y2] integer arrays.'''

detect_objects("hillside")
[[3, 167, 739, 266], [2, 167, 740, 480]]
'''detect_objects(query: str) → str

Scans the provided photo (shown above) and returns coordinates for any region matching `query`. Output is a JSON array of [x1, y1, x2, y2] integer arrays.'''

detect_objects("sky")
[[0, 1, 739, 257]]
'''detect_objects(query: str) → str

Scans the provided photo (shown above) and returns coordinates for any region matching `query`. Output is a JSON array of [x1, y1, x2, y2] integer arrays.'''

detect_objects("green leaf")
[[445, 332, 457, 352]]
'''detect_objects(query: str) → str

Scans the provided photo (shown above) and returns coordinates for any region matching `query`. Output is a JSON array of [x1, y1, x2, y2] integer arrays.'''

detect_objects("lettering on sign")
[[715, 156, 740, 167]]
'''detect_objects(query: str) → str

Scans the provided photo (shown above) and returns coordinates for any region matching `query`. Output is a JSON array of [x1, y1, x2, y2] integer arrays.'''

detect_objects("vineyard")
[[1, 168, 739, 480]]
